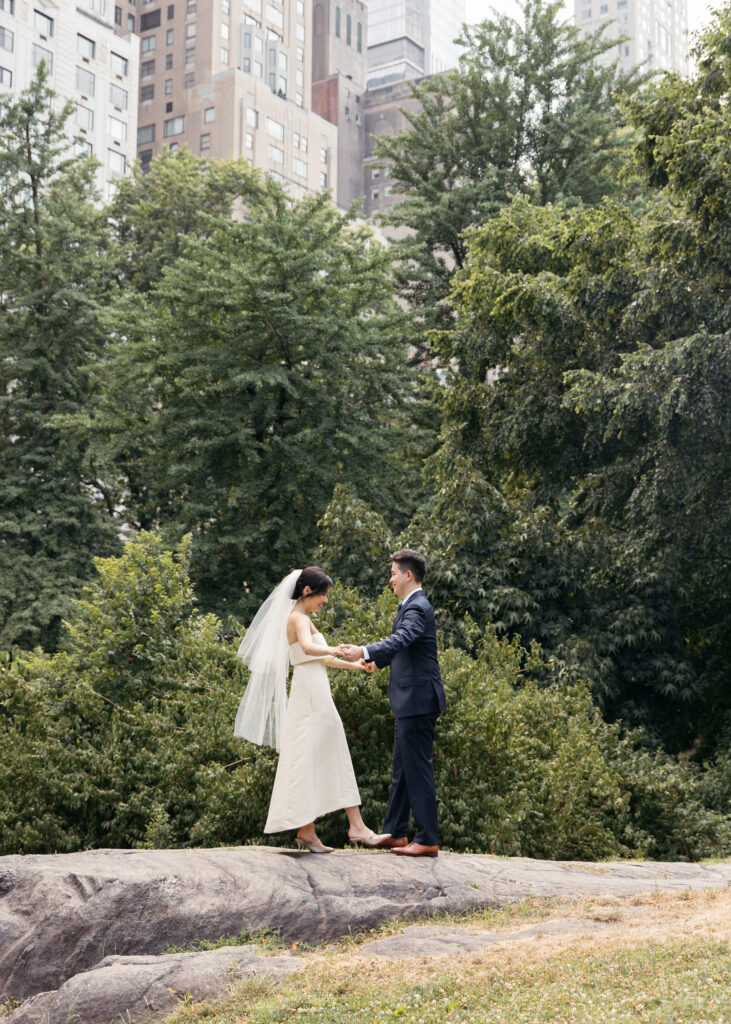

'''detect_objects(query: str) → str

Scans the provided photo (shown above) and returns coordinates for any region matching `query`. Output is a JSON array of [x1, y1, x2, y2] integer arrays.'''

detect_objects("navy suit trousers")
[[382, 713, 439, 846]]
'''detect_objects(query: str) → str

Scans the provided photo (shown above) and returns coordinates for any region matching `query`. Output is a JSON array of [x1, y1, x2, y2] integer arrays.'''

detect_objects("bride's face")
[[303, 589, 329, 614]]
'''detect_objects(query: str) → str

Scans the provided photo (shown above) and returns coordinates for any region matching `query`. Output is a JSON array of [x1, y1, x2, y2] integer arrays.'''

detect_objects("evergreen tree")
[[0, 69, 118, 650], [373, 0, 639, 326], [86, 155, 419, 618]]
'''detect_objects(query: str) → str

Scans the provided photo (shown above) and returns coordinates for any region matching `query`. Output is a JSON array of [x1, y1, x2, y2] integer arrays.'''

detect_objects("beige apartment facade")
[[131, 0, 337, 198], [0, 0, 139, 199]]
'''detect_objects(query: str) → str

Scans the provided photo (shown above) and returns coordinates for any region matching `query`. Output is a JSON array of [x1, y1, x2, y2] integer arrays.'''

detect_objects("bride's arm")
[[323, 657, 371, 671], [291, 612, 340, 657]]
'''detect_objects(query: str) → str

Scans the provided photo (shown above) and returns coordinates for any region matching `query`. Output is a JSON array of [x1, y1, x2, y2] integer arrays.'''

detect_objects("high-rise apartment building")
[[311, 0, 367, 207], [132, 0, 337, 201], [575, 0, 688, 75], [364, 0, 464, 87], [0, 0, 139, 199]]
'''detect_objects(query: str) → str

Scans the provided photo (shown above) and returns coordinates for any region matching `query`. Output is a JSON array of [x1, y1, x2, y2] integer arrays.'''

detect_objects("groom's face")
[[389, 561, 412, 599]]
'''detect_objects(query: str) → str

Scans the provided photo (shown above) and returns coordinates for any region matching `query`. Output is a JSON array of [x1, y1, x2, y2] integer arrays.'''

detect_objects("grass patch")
[[164, 927, 288, 954], [164, 890, 730, 1024]]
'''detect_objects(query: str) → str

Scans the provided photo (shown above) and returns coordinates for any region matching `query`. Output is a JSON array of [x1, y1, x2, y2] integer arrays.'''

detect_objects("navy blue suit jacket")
[[367, 591, 446, 719]]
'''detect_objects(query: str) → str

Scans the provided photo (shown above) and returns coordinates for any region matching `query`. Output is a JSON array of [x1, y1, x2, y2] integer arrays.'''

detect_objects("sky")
[[464, 0, 717, 46]]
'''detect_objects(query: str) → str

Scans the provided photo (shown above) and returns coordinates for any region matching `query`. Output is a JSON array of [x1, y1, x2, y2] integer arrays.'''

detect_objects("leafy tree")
[[85, 157, 419, 618], [417, 10, 731, 751], [374, 0, 638, 325], [0, 68, 118, 650]]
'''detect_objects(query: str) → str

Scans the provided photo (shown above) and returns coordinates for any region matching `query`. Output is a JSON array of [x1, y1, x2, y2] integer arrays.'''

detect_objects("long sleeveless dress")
[[264, 631, 361, 833]]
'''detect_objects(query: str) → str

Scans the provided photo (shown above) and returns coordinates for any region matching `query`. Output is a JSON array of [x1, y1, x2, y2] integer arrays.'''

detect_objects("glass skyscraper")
[[364, 0, 465, 87]]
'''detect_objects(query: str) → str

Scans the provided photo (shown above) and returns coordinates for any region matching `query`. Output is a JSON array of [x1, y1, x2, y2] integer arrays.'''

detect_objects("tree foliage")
[[0, 68, 119, 650], [1, 535, 726, 859], [373, 0, 638, 324]]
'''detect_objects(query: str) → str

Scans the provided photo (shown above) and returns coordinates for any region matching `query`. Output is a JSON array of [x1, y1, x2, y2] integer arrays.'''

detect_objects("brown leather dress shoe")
[[391, 842, 438, 858], [371, 835, 409, 849]]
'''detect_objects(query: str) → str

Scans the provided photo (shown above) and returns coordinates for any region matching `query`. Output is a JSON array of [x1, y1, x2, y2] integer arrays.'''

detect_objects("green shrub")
[[0, 534, 727, 860]]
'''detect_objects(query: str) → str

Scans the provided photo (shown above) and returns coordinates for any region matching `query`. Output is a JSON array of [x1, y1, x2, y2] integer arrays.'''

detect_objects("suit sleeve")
[[366, 603, 427, 669]]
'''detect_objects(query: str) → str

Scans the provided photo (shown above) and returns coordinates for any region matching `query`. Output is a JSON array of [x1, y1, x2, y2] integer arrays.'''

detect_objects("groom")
[[341, 549, 446, 857]]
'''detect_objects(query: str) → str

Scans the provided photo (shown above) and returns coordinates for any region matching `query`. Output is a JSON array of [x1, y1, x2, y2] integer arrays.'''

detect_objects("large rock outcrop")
[[1, 846, 729, 1004], [6, 946, 301, 1024]]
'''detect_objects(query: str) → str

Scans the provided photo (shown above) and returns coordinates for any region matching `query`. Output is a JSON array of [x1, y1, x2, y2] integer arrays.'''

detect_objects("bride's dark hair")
[[292, 566, 333, 599]]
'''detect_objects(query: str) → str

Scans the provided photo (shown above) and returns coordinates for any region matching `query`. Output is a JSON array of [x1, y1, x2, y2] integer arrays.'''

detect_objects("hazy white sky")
[[464, 0, 717, 44]]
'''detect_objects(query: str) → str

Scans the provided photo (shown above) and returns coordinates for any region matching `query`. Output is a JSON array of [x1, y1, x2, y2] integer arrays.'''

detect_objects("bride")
[[234, 566, 390, 853]]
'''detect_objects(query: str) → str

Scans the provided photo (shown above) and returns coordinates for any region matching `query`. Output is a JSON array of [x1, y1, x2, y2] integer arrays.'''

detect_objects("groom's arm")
[[359, 603, 428, 669]]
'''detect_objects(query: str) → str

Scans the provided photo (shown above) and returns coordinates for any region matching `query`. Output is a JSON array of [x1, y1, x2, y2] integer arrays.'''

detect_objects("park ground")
[[166, 883, 730, 1024]]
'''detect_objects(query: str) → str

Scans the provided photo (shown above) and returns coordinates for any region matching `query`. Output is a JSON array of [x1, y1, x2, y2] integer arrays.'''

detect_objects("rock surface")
[[358, 919, 606, 959], [0, 846, 729, 1002], [5, 946, 300, 1024]]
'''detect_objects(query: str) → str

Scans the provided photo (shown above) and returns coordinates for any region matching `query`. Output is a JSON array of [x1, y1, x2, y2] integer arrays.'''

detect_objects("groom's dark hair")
[[391, 549, 427, 583]]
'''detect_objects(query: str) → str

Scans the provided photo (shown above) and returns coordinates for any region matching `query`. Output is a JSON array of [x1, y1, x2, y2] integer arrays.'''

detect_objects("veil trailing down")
[[233, 568, 301, 752]]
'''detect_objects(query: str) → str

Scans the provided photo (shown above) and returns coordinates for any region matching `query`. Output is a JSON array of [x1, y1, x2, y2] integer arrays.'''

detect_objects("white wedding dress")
[[264, 631, 361, 833]]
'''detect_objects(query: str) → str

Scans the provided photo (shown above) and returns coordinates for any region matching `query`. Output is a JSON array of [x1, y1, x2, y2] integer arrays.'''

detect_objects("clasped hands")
[[335, 643, 376, 673]]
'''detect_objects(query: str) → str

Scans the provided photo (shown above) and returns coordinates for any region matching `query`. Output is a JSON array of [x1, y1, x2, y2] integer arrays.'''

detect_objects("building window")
[[165, 77, 172, 93], [221, 47, 229, 63], [115, 5, 122, 24], [185, 46, 195, 64], [77, 34, 96, 59], [0, 0, 15, 14], [139, 149, 153, 172], [600, 3, 608, 10], [32, 44, 53, 72], [222, 0, 230, 11], [89, 0, 105, 13], [266, 2, 283, 28], [296, 46, 304, 62], [335, 5, 340, 37], [166, 28, 174, 43], [127, 14, 135, 31], [296, 21, 304, 41], [110, 83, 128, 108], [371, 189, 379, 200], [200, 132, 210, 150], [295, 68, 303, 86], [75, 139, 93, 157], [221, 22, 229, 39], [320, 146, 327, 164], [245, 131, 253, 148], [168, 142, 179, 151], [204, 105, 215, 122], [108, 114, 127, 141], [293, 157, 307, 177], [184, 71, 194, 86], [186, 21, 196, 37], [582, 8, 592, 16], [166, 53, 173, 69], [297, 0, 303, 12], [279, 51, 287, 70], [346, 13, 351, 44], [268, 144, 283, 164], [266, 116, 283, 140], [320, 172, 327, 187], [0, 66, 11, 87], [186, 0, 195, 11], [75, 66, 95, 95], [111, 51, 128, 75], [167, 3, 174, 16], [357, 21, 362, 52], [296, 92, 303, 106], [141, 58, 155, 77], [164, 115, 185, 136], [140, 83, 154, 100], [76, 104, 94, 130], [137, 123, 155, 144], [33, 9, 54, 36], [141, 35, 157, 52], [268, 71, 275, 89], [246, 107, 258, 127], [107, 149, 126, 175], [140, 8, 161, 28], [254, 59, 263, 77], [243, 57, 251, 71]]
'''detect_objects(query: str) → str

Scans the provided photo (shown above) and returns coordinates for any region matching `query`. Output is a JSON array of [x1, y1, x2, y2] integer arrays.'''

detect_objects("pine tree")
[[0, 68, 118, 650]]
